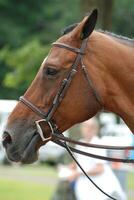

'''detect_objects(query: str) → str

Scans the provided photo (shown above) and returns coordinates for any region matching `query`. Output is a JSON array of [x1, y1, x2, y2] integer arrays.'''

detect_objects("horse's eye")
[[45, 67, 58, 76]]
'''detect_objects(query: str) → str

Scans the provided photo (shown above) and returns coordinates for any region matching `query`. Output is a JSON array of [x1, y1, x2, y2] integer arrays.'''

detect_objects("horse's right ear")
[[80, 9, 98, 40]]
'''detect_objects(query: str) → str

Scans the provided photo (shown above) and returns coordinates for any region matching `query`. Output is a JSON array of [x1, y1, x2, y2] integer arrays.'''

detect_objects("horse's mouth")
[[20, 132, 40, 164], [5, 131, 41, 164]]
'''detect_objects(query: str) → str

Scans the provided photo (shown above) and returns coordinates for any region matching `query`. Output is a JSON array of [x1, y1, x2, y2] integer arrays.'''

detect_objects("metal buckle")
[[35, 119, 53, 142]]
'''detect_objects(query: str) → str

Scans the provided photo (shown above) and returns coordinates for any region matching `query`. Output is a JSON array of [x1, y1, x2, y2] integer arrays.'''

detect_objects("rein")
[[19, 38, 133, 200]]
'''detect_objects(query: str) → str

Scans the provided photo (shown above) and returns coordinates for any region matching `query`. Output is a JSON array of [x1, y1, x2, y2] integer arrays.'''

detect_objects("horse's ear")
[[80, 9, 98, 40]]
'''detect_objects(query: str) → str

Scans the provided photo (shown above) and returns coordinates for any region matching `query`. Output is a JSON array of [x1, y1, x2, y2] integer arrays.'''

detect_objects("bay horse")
[[2, 9, 134, 166]]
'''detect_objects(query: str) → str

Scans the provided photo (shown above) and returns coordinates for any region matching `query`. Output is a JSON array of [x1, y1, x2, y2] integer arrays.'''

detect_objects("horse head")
[[2, 9, 105, 164]]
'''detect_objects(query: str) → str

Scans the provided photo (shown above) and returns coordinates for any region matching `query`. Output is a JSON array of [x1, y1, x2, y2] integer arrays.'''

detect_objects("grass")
[[0, 179, 55, 200], [127, 171, 134, 189], [12, 164, 57, 177], [127, 171, 134, 200], [0, 165, 134, 200], [0, 164, 57, 200]]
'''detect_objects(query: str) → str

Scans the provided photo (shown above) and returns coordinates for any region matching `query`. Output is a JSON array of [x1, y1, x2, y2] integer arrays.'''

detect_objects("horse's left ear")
[[80, 9, 98, 40]]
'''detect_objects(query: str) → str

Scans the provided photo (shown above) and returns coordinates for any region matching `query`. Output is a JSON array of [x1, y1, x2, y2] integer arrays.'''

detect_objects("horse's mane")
[[98, 29, 134, 48], [62, 24, 134, 48]]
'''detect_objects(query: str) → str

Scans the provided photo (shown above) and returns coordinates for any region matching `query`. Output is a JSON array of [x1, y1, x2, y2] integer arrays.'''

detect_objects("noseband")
[[19, 38, 133, 200]]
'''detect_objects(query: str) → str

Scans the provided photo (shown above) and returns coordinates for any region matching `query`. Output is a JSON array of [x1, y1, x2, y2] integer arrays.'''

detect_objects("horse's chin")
[[20, 134, 40, 164]]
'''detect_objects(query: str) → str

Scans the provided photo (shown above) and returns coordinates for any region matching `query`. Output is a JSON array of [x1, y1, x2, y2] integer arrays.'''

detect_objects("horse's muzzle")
[[2, 130, 40, 164], [2, 131, 21, 162]]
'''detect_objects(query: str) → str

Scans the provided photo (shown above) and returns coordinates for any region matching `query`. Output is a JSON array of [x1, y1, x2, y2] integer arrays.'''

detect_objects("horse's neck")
[[88, 32, 134, 132]]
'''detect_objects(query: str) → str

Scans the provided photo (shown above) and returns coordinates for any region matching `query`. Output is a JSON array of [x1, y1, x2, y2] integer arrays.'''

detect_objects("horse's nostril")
[[2, 131, 12, 148]]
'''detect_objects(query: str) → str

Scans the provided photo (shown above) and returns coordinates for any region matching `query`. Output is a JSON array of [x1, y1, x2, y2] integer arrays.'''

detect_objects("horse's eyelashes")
[[45, 67, 59, 77]]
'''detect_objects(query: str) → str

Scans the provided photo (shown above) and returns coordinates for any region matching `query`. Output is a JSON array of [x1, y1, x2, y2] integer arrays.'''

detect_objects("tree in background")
[[80, 0, 114, 30], [0, 0, 80, 99], [112, 0, 134, 37]]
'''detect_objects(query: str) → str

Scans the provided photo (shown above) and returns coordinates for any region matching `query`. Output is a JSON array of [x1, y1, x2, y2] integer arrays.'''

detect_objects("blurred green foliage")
[[0, 0, 133, 99], [0, 0, 80, 48], [0, 40, 49, 97], [112, 0, 134, 37], [0, 0, 80, 99]]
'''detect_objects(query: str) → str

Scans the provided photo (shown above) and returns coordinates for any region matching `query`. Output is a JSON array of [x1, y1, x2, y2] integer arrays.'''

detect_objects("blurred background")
[[0, 0, 134, 200]]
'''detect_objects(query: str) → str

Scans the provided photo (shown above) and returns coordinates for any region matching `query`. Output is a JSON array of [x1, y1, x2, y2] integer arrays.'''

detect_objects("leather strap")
[[52, 132, 134, 150], [53, 42, 85, 54], [53, 140, 134, 163], [64, 142, 117, 200], [20, 96, 47, 119]]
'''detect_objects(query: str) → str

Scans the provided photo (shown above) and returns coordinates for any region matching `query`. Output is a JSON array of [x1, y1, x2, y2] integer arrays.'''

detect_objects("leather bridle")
[[20, 38, 103, 144], [19, 38, 134, 200], [20, 38, 102, 138]]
